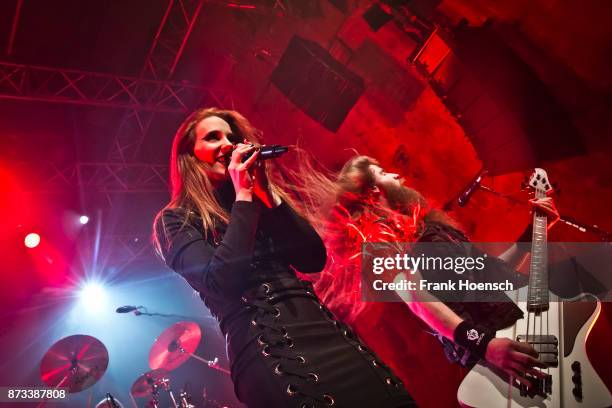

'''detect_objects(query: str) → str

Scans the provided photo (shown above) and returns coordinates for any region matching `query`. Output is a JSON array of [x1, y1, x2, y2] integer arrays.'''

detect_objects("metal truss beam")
[[0, 61, 231, 113], [142, 0, 204, 80], [98, 234, 156, 268], [7, 0, 23, 56], [75, 233, 156, 270], [109, 0, 207, 162], [13, 161, 169, 193], [113, 235, 156, 267]]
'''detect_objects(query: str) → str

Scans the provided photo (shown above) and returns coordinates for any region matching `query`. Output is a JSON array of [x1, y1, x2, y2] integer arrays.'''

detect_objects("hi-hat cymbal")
[[149, 321, 201, 371], [130, 368, 170, 398], [40, 334, 109, 393]]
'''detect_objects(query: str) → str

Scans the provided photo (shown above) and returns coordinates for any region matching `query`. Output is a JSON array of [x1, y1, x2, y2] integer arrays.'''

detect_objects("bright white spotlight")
[[79, 215, 89, 225], [24, 232, 41, 248], [79, 282, 107, 313]]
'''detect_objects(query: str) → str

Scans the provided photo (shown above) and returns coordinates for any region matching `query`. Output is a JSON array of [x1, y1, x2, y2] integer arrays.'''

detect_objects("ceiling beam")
[[0, 61, 232, 113], [108, 0, 209, 162], [11, 161, 169, 193], [7, 0, 23, 56]]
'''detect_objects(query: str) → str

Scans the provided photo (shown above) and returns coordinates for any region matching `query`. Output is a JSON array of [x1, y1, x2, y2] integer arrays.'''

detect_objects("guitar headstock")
[[527, 168, 553, 199]]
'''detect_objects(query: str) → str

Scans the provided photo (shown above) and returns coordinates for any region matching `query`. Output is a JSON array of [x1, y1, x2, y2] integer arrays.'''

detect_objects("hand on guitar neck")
[[529, 197, 560, 229], [506, 197, 560, 272]]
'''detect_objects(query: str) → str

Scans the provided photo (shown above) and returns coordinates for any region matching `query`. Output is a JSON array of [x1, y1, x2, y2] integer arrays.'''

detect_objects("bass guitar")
[[457, 168, 611, 407]]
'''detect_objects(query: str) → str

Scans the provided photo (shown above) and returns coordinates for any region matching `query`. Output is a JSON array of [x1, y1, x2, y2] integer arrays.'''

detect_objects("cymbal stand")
[[129, 393, 138, 408], [36, 363, 75, 407], [145, 380, 160, 408], [142, 375, 178, 408], [159, 378, 178, 408], [172, 342, 230, 375], [178, 388, 195, 408]]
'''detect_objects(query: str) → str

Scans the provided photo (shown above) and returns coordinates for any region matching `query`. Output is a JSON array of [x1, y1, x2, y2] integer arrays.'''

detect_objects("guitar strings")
[[546, 309, 550, 375]]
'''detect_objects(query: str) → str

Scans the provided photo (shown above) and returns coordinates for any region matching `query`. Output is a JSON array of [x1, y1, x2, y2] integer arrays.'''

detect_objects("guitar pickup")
[[516, 335, 559, 367], [538, 353, 559, 367], [516, 335, 558, 345], [530, 343, 557, 353]]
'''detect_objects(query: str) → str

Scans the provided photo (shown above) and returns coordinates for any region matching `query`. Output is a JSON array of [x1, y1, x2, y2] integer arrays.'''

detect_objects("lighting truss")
[[101, 234, 155, 268], [142, 0, 204, 80], [13, 161, 169, 193], [108, 0, 207, 162], [0, 61, 231, 113]]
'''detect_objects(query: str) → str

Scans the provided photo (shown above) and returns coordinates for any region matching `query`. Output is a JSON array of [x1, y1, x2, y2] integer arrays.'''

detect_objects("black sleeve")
[[155, 201, 261, 299], [261, 201, 326, 273]]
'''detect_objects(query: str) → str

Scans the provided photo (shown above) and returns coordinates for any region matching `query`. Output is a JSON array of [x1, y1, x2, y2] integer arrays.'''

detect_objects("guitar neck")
[[527, 197, 549, 312]]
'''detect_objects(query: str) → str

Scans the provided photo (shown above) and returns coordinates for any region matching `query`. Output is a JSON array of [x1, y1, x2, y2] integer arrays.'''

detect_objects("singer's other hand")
[[252, 159, 281, 208], [228, 143, 258, 202], [529, 197, 559, 229]]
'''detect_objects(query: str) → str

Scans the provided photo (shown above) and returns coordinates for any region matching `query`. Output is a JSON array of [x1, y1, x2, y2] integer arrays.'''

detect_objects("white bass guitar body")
[[458, 168, 611, 407]]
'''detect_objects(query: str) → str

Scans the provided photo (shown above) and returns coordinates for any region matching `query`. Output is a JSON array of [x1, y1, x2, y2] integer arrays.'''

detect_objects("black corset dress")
[[155, 183, 416, 408]]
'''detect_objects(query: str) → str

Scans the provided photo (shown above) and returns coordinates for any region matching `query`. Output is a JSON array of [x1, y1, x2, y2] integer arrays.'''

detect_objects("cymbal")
[[149, 321, 201, 371], [40, 334, 109, 393], [130, 368, 170, 397]]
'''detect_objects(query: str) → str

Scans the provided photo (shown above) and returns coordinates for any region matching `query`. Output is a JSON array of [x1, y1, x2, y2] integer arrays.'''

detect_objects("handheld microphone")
[[256, 144, 289, 160], [458, 169, 487, 207], [220, 144, 290, 163], [240, 144, 289, 163]]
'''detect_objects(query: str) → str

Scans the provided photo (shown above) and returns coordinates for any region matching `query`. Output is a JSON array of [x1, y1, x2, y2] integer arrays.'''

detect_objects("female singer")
[[153, 109, 416, 408]]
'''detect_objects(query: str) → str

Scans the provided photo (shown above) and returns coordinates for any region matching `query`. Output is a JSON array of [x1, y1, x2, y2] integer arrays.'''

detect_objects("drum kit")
[[38, 322, 230, 408]]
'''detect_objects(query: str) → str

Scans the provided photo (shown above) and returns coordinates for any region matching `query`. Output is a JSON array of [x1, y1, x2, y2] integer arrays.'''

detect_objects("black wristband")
[[453, 321, 494, 360]]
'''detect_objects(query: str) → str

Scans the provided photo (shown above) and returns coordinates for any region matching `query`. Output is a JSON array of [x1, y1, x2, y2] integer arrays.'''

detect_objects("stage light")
[[79, 215, 89, 225], [24, 232, 41, 248], [78, 282, 108, 313]]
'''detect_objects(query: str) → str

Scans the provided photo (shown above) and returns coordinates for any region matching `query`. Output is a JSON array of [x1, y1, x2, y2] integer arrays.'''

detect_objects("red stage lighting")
[[24, 232, 40, 248]]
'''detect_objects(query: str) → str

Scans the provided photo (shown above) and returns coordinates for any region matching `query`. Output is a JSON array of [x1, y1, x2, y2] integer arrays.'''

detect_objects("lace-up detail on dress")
[[236, 279, 411, 407], [240, 280, 337, 406]]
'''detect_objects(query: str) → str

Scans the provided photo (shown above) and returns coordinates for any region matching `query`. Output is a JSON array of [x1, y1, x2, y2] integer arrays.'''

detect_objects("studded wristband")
[[453, 321, 493, 360]]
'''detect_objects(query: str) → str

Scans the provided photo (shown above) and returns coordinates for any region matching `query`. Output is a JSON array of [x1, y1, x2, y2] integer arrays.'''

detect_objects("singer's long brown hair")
[[152, 107, 294, 258], [311, 155, 461, 322], [335, 155, 459, 231]]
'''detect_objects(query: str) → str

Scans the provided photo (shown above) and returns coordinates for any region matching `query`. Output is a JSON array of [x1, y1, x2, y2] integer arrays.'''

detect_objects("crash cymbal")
[[40, 334, 109, 393], [149, 321, 201, 371], [130, 368, 170, 398]]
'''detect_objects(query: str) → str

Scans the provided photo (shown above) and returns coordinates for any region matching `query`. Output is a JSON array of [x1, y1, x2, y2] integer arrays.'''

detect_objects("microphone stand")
[[448, 173, 611, 241]]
